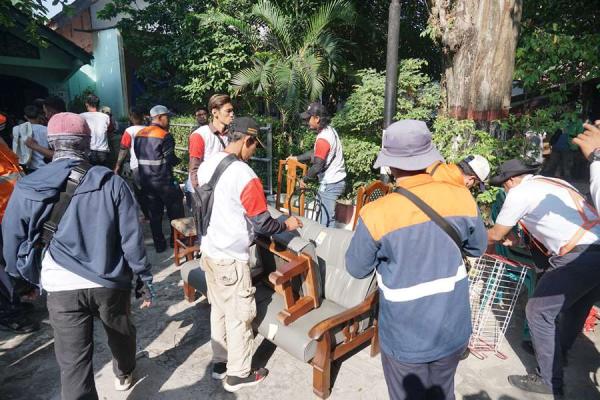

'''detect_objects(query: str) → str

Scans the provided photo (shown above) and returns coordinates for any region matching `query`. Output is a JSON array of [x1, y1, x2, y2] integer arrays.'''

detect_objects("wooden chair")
[[352, 180, 393, 230], [180, 210, 379, 398], [275, 159, 308, 216], [171, 217, 198, 266], [255, 235, 321, 326]]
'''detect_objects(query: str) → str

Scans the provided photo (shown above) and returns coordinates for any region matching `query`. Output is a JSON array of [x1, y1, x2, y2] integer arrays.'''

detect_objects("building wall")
[[53, 8, 93, 53], [92, 29, 128, 119]]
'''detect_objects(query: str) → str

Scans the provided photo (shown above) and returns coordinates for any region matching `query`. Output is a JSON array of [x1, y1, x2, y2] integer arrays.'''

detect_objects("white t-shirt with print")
[[315, 125, 346, 184], [80, 111, 110, 152], [198, 152, 268, 262], [496, 175, 600, 255]]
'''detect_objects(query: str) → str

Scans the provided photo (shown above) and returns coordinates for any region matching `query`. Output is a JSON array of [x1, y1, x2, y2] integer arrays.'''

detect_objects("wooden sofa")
[[180, 208, 379, 398]]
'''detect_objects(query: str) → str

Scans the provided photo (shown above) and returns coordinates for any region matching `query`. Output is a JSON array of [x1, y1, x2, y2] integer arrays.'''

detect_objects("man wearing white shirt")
[[14, 105, 51, 172], [573, 121, 600, 209], [80, 94, 110, 167], [487, 159, 600, 396]]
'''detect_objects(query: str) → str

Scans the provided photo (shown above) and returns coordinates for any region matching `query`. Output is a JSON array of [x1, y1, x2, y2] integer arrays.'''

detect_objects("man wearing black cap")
[[488, 159, 600, 396], [288, 102, 346, 226], [197, 117, 302, 392]]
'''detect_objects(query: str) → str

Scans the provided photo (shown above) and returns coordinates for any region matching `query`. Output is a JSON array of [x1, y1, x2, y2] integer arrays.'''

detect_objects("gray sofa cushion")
[[181, 262, 207, 295], [180, 244, 261, 297], [253, 284, 345, 363]]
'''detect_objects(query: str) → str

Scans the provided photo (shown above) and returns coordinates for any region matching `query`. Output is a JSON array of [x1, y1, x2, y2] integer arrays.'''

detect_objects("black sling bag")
[[193, 154, 237, 237]]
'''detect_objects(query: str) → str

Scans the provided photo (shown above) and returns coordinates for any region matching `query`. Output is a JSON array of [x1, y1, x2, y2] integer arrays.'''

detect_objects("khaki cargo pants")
[[201, 254, 257, 378]]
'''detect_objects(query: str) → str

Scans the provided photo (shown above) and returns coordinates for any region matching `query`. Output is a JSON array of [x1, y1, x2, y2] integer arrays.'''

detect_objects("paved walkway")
[[1, 232, 599, 400]]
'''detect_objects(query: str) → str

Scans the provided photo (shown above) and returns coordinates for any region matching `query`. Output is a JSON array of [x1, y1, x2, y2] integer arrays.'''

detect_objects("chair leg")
[[173, 230, 181, 267], [370, 319, 380, 357], [186, 236, 194, 262], [312, 332, 332, 399], [183, 281, 196, 302]]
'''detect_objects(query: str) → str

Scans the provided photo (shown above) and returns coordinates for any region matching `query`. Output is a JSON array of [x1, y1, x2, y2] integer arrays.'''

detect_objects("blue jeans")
[[318, 180, 345, 227]]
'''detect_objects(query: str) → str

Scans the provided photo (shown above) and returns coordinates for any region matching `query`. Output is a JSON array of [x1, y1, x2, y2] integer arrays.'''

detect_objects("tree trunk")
[[429, 0, 523, 123]]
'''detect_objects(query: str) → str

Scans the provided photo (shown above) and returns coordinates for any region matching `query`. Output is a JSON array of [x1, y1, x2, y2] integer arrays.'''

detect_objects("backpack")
[[193, 154, 237, 237]]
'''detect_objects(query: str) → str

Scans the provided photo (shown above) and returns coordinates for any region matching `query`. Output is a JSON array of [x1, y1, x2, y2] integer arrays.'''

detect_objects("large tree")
[[427, 0, 523, 123]]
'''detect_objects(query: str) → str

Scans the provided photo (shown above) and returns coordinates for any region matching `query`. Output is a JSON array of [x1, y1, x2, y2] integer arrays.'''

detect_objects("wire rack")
[[468, 254, 529, 359]]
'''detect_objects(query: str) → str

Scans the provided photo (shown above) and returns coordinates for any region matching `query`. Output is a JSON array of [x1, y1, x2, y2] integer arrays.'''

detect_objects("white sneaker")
[[114, 373, 134, 391]]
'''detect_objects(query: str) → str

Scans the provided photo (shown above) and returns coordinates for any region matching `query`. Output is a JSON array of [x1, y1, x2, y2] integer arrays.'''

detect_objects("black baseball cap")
[[300, 102, 328, 120], [230, 117, 264, 148], [489, 159, 541, 186]]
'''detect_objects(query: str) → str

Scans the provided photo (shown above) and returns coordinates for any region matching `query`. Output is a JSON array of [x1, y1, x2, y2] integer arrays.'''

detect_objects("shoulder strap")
[[207, 154, 237, 187], [214, 130, 226, 150], [40, 162, 93, 245], [322, 128, 338, 171], [394, 186, 464, 253], [428, 161, 443, 177]]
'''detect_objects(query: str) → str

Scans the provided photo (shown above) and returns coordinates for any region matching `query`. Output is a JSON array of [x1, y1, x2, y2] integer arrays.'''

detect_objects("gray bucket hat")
[[149, 105, 173, 117], [373, 120, 444, 171]]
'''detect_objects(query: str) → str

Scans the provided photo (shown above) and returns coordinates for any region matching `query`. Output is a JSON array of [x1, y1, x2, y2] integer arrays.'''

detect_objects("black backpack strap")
[[394, 186, 464, 253], [428, 161, 443, 177], [40, 162, 92, 245], [214, 131, 227, 150], [207, 154, 237, 187]]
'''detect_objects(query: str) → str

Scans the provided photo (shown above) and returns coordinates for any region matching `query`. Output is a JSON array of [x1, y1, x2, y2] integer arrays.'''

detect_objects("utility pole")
[[381, 0, 401, 181], [383, 0, 401, 130]]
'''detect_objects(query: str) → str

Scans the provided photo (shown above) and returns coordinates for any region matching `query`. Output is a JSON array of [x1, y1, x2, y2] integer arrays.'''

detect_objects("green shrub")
[[332, 59, 441, 139]]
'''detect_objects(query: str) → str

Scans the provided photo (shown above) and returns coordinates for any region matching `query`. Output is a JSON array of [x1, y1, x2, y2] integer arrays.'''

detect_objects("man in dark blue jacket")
[[134, 105, 185, 253], [2, 112, 154, 400], [346, 120, 487, 400]]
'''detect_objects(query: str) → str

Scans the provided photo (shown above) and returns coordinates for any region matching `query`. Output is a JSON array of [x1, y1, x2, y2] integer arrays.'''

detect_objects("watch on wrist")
[[589, 148, 600, 163]]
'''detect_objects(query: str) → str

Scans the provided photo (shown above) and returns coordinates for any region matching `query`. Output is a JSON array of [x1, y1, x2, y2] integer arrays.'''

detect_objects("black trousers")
[[89, 150, 110, 168], [47, 288, 137, 400], [143, 183, 185, 249], [131, 168, 150, 219], [526, 246, 600, 390], [381, 347, 463, 400]]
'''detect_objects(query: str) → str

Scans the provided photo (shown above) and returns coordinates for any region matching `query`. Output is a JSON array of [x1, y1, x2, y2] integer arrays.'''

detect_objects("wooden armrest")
[[269, 257, 309, 286], [308, 291, 378, 340], [255, 236, 296, 262]]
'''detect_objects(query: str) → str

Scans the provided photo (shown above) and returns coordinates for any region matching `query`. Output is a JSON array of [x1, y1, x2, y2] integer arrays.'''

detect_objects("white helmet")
[[462, 155, 490, 182]]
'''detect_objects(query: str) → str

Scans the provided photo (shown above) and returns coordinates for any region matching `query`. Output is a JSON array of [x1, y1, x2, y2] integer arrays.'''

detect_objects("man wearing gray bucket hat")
[[346, 120, 487, 400]]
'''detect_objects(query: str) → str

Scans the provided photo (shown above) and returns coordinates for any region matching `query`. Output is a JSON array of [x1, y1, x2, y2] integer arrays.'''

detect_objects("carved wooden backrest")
[[352, 180, 393, 230], [275, 159, 308, 216]]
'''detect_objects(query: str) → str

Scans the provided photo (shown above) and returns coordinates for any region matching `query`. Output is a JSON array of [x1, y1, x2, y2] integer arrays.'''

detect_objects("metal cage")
[[468, 254, 529, 359]]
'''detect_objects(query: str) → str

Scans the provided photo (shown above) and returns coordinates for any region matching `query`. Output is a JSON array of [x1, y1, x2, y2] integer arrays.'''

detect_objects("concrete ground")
[[1, 228, 599, 400]]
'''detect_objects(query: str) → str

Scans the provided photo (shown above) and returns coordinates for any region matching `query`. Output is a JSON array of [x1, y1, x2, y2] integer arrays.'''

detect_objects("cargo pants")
[[201, 254, 257, 378]]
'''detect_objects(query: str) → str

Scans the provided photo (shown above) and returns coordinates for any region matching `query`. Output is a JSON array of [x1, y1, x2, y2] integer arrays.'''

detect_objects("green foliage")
[[1, 1, 72, 44], [99, 0, 253, 112], [515, 28, 600, 96], [68, 87, 96, 114], [340, 135, 381, 194], [202, 0, 356, 124], [328, 59, 440, 198], [332, 59, 441, 139], [431, 116, 526, 207]]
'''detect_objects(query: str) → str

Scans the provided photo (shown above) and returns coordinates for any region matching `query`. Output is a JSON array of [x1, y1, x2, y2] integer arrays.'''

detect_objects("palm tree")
[[204, 0, 355, 124]]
